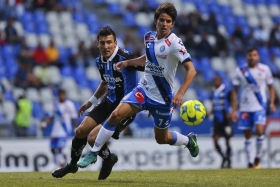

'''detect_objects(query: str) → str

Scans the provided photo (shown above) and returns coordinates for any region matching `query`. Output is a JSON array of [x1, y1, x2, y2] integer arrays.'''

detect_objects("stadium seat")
[[88, 79, 100, 91], [25, 34, 38, 47], [184, 88, 198, 100], [268, 5, 280, 16], [203, 99, 212, 113], [42, 101, 54, 114], [32, 101, 44, 119], [36, 24, 49, 34], [34, 11, 47, 24], [12, 87, 25, 100], [211, 57, 225, 71], [39, 88, 54, 103], [196, 88, 210, 101], [26, 88, 40, 102], [23, 22, 36, 33], [61, 77, 77, 91], [271, 47, 280, 57], [79, 88, 93, 103], [86, 66, 101, 80], [2, 45, 15, 59], [60, 65, 73, 77], [59, 12, 73, 24], [20, 11, 33, 23], [46, 11, 59, 24], [38, 34, 51, 47], [4, 90, 14, 101], [73, 12, 85, 23], [108, 3, 122, 15], [49, 66, 62, 85], [92, 0, 106, 4], [67, 88, 80, 102], [123, 13, 136, 27], [2, 100, 16, 122]]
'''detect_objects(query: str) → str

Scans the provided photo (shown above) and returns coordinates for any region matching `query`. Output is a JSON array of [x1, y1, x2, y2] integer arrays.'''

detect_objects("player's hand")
[[269, 103, 276, 113], [40, 122, 47, 130], [116, 61, 128, 72], [231, 111, 238, 122], [78, 101, 92, 117], [172, 92, 184, 109]]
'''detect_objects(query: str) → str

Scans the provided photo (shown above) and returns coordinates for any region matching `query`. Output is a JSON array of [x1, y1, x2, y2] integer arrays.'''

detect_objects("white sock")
[[245, 139, 254, 164], [256, 135, 265, 159], [169, 131, 189, 146], [91, 121, 116, 152]]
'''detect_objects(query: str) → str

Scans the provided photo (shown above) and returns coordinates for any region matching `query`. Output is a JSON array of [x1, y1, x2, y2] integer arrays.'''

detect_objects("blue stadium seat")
[[209, 3, 219, 14], [216, 15, 224, 25], [255, 0, 266, 4], [271, 47, 280, 57], [138, 26, 150, 37], [202, 68, 215, 82], [20, 11, 33, 23], [58, 47, 71, 65], [36, 23, 49, 34], [182, 0, 194, 2], [196, 88, 210, 101], [85, 13, 98, 24], [73, 12, 85, 23], [123, 13, 136, 27], [243, 0, 254, 4], [23, 22, 36, 33], [32, 101, 44, 119], [108, 3, 122, 15], [33, 11, 47, 24], [236, 56, 247, 67], [235, 16, 248, 27], [2, 45, 15, 59], [196, 4, 209, 14], [219, 6, 232, 16], [266, 0, 279, 5], [258, 47, 270, 59], [88, 24, 101, 34], [4, 90, 14, 101], [146, 0, 160, 9], [5, 60, 18, 79], [88, 79, 100, 91], [73, 101, 81, 111], [61, 65, 73, 77]]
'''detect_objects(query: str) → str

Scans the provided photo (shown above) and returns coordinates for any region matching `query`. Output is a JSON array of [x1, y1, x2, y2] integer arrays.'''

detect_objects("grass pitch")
[[0, 169, 280, 187]]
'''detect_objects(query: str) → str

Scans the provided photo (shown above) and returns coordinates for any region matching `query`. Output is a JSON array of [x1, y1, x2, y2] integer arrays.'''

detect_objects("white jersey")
[[50, 100, 77, 137], [232, 63, 273, 112], [139, 32, 191, 104]]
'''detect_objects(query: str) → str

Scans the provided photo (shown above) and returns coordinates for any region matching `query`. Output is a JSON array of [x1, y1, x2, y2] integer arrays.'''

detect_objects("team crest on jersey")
[[160, 45, 165, 52]]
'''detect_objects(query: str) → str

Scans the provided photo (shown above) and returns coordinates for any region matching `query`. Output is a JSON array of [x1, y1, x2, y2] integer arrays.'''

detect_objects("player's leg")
[[51, 148, 65, 167], [225, 136, 232, 168], [239, 112, 254, 168], [150, 105, 199, 157], [77, 103, 139, 168], [52, 99, 109, 178], [88, 125, 117, 180], [254, 110, 266, 168], [213, 134, 226, 168]]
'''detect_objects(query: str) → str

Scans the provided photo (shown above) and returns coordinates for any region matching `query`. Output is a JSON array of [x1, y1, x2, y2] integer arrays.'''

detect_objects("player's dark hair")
[[58, 89, 66, 95], [246, 47, 258, 54], [154, 3, 177, 22], [97, 26, 116, 41]]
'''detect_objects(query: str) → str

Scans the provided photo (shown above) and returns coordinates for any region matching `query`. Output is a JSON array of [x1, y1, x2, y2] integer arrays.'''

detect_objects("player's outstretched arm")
[[78, 81, 108, 117], [116, 55, 146, 70], [173, 61, 196, 108], [231, 86, 239, 122], [268, 85, 276, 113], [40, 117, 53, 129]]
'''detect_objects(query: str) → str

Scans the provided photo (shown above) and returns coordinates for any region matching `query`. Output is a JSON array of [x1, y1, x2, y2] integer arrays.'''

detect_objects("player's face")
[[155, 13, 174, 39], [97, 35, 117, 59], [246, 50, 260, 66], [213, 75, 222, 88], [58, 92, 66, 102]]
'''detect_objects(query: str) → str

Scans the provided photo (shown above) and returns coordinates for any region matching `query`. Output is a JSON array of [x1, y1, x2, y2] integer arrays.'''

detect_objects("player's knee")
[[75, 126, 87, 139], [110, 110, 124, 122], [155, 137, 168, 144]]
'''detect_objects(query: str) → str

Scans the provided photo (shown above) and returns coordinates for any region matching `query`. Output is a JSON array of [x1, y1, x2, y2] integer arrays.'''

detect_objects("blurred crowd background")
[[0, 0, 280, 138]]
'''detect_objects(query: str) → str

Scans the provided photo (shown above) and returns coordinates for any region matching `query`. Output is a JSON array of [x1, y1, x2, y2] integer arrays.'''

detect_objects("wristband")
[[41, 121, 47, 128], [88, 95, 97, 104]]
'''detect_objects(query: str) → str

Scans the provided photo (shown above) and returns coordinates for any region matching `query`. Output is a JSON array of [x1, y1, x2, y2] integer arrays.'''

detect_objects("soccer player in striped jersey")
[[77, 2, 199, 168], [51, 26, 144, 179], [232, 47, 276, 168], [208, 75, 232, 168]]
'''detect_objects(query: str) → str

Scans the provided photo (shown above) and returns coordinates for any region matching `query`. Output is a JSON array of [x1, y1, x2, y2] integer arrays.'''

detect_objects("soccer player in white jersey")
[[40, 89, 78, 167], [77, 2, 199, 168], [231, 47, 275, 168]]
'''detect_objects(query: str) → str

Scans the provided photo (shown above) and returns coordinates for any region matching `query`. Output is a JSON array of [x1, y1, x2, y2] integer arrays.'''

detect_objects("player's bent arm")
[[89, 81, 108, 104], [40, 117, 54, 129], [268, 84, 276, 110], [177, 61, 197, 95], [117, 55, 146, 69], [231, 86, 239, 113]]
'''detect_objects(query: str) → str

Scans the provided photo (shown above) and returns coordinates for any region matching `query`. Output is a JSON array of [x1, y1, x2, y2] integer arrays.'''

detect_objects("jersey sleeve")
[[265, 66, 274, 85], [172, 37, 192, 64], [232, 68, 241, 86], [95, 57, 105, 81]]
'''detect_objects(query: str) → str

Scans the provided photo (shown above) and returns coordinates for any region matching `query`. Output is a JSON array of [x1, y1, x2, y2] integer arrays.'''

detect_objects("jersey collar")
[[101, 46, 119, 63], [213, 83, 225, 93]]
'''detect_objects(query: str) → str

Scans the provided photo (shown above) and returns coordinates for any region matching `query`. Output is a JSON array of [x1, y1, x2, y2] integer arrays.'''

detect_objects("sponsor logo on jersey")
[[103, 74, 122, 82], [160, 45, 165, 52], [178, 40, 184, 46], [179, 48, 187, 55], [165, 38, 171, 46], [134, 90, 145, 104], [145, 62, 165, 77], [146, 43, 151, 48], [241, 112, 249, 120], [155, 110, 170, 116], [156, 54, 167, 59]]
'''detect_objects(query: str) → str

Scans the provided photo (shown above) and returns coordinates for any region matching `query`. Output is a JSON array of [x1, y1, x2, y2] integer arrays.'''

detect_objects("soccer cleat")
[[253, 158, 260, 169], [248, 163, 254, 168], [98, 153, 118, 180], [186, 132, 199, 157], [77, 151, 98, 168], [52, 163, 78, 178]]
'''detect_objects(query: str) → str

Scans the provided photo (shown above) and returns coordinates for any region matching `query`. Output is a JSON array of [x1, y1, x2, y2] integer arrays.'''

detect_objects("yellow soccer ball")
[[180, 100, 206, 126]]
